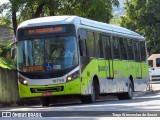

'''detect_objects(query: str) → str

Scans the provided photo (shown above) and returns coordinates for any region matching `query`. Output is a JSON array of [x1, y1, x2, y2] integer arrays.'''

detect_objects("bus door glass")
[[102, 36, 114, 79], [133, 41, 142, 79]]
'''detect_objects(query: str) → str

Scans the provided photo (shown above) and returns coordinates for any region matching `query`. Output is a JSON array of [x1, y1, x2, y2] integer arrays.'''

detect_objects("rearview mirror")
[[10, 40, 17, 59], [11, 48, 16, 59]]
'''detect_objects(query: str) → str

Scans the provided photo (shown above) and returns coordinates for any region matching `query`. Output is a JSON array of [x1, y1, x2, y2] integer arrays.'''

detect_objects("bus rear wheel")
[[117, 81, 133, 100], [40, 97, 50, 107]]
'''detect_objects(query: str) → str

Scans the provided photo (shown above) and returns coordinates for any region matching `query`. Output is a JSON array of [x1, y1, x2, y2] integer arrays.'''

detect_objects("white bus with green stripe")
[[16, 16, 149, 106]]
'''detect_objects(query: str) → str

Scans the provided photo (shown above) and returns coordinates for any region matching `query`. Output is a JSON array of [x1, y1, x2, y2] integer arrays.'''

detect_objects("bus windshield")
[[17, 36, 78, 72]]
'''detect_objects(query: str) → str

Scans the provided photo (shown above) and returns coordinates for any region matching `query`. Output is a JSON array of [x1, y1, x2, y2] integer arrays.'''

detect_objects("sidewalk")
[[133, 81, 160, 97], [150, 81, 160, 93]]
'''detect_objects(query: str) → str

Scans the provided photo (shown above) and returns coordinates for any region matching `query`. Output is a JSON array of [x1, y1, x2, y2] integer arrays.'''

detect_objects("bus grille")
[[30, 86, 63, 93]]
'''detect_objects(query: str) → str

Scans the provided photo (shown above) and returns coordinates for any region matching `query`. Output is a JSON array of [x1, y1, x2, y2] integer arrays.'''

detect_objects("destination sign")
[[27, 27, 65, 35], [17, 24, 75, 40], [22, 66, 44, 72]]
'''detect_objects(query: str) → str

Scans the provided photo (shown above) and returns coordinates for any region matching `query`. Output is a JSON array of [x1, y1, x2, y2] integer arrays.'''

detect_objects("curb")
[[134, 89, 160, 97]]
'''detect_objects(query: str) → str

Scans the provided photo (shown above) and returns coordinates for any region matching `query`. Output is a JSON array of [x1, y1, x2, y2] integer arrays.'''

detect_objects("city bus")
[[15, 16, 149, 106]]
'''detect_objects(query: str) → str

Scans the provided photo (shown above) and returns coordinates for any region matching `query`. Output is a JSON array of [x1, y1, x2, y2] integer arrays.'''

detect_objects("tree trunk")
[[33, 3, 45, 18], [48, 6, 55, 16], [12, 11, 17, 36]]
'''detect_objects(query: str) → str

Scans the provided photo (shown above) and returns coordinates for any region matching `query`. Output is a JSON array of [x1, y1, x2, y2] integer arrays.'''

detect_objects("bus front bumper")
[[18, 79, 81, 98]]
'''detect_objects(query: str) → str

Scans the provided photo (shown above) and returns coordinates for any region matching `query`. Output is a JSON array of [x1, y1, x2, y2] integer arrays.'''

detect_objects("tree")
[[59, 0, 119, 23], [0, 0, 119, 36], [120, 0, 160, 54]]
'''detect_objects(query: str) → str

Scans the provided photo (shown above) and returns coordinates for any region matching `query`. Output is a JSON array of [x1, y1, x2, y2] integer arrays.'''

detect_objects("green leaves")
[[120, 0, 160, 54], [0, 39, 12, 55], [0, 57, 16, 69], [1, 0, 119, 26]]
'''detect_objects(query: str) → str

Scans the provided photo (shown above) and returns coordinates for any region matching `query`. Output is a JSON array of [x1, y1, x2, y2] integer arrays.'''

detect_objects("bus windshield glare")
[[17, 36, 78, 72]]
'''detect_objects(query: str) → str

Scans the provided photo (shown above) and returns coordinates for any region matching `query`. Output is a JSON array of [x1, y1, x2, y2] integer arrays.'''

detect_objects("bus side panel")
[[80, 59, 150, 95], [134, 62, 149, 91], [98, 59, 113, 93], [80, 59, 99, 95], [81, 59, 132, 94], [113, 60, 129, 93]]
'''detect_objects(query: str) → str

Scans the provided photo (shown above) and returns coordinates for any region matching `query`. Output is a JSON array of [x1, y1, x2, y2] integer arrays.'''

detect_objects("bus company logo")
[[98, 65, 106, 71], [2, 112, 11, 117]]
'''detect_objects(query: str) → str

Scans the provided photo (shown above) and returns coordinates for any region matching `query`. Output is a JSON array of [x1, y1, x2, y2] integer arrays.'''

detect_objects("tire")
[[117, 94, 125, 100], [94, 80, 100, 100], [117, 81, 133, 100], [81, 81, 96, 103], [40, 97, 50, 107]]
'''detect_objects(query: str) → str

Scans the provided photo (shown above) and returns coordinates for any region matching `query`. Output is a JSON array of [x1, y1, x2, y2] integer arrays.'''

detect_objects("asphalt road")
[[1, 92, 160, 113], [0, 82, 160, 120]]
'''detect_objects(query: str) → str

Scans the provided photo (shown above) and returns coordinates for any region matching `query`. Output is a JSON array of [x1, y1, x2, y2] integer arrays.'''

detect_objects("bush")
[[0, 39, 13, 57], [0, 48, 3, 54], [0, 57, 16, 69], [0, 39, 16, 69]]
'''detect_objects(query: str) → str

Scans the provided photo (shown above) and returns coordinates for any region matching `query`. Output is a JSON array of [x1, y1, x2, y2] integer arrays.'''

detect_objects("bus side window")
[[86, 31, 95, 57], [99, 35, 104, 58], [78, 29, 87, 57], [140, 41, 147, 62], [119, 37, 127, 60], [133, 40, 141, 62], [127, 39, 134, 60], [112, 36, 120, 59], [95, 32, 100, 58]]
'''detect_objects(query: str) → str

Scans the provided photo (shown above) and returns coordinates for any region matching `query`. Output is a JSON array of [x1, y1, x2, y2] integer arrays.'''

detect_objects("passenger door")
[[102, 36, 114, 79], [133, 41, 142, 79]]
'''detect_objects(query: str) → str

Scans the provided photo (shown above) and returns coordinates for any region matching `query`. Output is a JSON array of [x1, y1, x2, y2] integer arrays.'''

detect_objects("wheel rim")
[[128, 83, 133, 98]]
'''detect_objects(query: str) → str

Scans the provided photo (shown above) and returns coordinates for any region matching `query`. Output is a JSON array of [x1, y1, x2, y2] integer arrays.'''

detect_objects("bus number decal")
[[53, 79, 65, 84]]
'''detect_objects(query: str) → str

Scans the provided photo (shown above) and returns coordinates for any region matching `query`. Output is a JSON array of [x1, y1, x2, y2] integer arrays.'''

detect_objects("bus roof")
[[18, 16, 144, 39]]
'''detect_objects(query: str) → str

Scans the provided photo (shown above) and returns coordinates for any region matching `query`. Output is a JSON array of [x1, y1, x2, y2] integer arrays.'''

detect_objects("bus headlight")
[[18, 76, 28, 85], [66, 71, 80, 82], [67, 76, 72, 81]]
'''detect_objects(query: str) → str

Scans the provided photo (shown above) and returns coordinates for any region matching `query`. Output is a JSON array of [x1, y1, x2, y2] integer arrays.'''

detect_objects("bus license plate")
[[42, 92, 52, 96]]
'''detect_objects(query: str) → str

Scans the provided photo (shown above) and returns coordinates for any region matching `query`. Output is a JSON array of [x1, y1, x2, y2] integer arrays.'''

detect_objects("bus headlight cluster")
[[66, 71, 80, 82], [18, 75, 28, 85]]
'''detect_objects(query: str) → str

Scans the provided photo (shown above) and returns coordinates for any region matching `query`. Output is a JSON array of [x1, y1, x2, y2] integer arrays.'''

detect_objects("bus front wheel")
[[80, 82, 96, 103]]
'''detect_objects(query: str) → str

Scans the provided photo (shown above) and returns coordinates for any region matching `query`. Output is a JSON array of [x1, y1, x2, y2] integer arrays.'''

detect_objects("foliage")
[[0, 39, 16, 69], [0, 16, 11, 26], [0, 57, 16, 69], [0, 39, 12, 57], [110, 16, 122, 25], [120, 0, 160, 54], [59, 0, 119, 23], [0, 0, 119, 35]]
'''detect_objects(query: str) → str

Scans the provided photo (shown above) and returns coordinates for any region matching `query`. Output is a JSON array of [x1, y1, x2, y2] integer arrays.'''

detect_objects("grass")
[[0, 57, 16, 69]]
